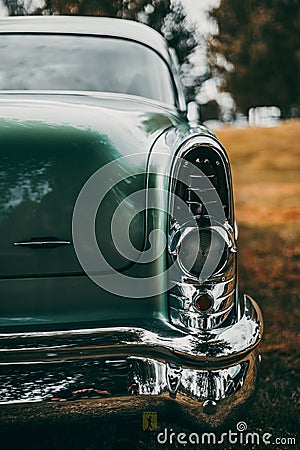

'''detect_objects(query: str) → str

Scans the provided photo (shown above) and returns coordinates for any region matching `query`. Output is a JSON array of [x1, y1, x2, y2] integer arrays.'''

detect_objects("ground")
[[1, 121, 299, 449], [215, 120, 300, 449]]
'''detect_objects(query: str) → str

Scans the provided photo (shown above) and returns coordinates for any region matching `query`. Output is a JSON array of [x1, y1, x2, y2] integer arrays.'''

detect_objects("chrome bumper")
[[0, 294, 263, 426]]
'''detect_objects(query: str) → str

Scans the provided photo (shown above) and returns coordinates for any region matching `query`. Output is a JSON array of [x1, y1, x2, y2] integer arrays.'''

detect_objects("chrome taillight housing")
[[168, 138, 237, 331]]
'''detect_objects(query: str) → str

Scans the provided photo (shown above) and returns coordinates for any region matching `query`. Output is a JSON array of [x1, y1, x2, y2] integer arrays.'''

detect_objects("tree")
[[201, 100, 220, 122], [3, 0, 25, 14], [3, 0, 207, 102], [208, 0, 300, 116]]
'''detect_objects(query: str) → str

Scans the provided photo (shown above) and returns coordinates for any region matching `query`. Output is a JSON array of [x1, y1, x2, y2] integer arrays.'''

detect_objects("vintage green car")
[[0, 16, 263, 426]]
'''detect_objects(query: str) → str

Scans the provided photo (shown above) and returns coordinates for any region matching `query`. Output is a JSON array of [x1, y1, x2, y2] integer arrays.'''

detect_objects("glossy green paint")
[[0, 94, 183, 327]]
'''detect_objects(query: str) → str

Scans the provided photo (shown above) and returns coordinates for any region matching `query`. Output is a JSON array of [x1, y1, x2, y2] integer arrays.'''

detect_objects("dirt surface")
[[1, 121, 299, 449]]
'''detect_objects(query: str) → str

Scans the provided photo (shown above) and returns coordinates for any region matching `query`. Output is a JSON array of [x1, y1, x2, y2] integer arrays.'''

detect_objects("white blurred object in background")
[[249, 106, 281, 127]]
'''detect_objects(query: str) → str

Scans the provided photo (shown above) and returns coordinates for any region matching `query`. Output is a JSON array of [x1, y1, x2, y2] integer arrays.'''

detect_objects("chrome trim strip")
[[170, 301, 234, 331], [14, 240, 71, 248], [0, 295, 263, 366]]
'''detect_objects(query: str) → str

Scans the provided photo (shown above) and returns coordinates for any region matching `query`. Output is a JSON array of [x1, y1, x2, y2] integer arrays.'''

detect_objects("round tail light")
[[194, 293, 213, 312]]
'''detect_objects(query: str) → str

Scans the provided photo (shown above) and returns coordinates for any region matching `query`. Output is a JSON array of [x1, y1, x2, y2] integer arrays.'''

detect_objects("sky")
[[181, 0, 219, 34]]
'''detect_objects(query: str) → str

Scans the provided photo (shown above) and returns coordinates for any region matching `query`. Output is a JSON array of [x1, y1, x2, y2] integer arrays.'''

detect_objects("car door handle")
[[14, 237, 71, 249]]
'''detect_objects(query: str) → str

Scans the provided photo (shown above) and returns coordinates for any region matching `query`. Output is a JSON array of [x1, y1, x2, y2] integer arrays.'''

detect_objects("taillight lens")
[[172, 144, 232, 224], [177, 227, 228, 280], [168, 141, 237, 331]]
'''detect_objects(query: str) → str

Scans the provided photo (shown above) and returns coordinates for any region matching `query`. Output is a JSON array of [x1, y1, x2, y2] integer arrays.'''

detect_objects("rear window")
[[0, 34, 176, 105]]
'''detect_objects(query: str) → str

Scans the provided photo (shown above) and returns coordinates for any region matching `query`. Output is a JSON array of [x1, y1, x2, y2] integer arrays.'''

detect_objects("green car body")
[[0, 16, 263, 427], [0, 95, 183, 325]]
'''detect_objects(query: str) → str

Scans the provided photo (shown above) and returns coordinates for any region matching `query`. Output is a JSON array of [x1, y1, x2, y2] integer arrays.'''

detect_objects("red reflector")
[[194, 294, 213, 312]]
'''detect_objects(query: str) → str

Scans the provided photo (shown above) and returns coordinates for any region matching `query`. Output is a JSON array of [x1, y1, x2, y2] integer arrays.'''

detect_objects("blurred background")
[[0, 1, 299, 449]]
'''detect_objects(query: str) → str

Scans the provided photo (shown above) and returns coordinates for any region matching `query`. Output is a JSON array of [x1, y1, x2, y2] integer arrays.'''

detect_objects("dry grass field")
[[1, 121, 299, 449], [215, 120, 300, 447], [216, 121, 299, 328]]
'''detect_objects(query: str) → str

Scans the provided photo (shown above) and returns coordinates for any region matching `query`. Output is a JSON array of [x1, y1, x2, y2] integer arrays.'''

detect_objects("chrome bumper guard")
[[0, 295, 263, 426]]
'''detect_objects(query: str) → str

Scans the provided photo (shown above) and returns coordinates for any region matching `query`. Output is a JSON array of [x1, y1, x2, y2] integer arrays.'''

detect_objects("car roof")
[[0, 15, 171, 63]]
